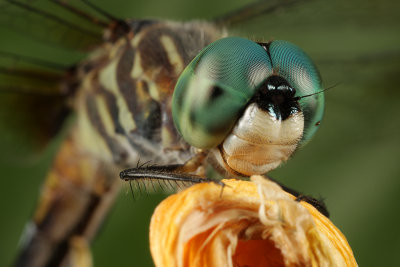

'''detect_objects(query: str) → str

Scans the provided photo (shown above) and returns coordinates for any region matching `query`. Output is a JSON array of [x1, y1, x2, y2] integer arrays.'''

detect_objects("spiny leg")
[[120, 152, 225, 196]]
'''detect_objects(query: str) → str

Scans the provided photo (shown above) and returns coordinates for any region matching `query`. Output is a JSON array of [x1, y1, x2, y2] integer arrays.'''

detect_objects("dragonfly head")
[[172, 37, 324, 176]]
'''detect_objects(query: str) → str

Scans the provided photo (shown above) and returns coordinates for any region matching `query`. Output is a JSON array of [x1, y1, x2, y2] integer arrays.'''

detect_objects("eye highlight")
[[172, 37, 324, 149]]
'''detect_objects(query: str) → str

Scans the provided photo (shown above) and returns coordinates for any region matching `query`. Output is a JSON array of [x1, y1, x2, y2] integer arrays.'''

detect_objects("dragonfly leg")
[[294, 194, 329, 218], [120, 151, 225, 193], [265, 175, 330, 218]]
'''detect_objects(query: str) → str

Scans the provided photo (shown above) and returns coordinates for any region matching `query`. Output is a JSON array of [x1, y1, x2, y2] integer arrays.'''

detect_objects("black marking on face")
[[253, 75, 301, 120]]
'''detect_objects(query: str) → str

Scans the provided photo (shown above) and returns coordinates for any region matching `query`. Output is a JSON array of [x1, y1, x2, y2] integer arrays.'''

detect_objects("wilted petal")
[[150, 176, 357, 267]]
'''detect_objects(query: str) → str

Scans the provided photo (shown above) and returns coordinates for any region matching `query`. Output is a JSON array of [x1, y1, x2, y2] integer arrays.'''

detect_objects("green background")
[[0, 0, 399, 266]]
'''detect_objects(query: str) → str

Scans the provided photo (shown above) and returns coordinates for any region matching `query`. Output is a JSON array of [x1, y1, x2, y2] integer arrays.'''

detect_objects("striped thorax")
[[74, 21, 225, 167]]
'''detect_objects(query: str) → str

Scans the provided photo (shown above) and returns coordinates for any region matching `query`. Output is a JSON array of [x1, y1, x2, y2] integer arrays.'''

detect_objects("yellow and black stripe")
[[75, 20, 224, 166]]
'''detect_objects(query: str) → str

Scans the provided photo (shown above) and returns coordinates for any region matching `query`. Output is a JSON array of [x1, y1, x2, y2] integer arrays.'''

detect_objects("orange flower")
[[150, 176, 357, 267]]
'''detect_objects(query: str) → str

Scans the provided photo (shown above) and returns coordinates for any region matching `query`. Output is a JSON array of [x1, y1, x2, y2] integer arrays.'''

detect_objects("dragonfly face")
[[173, 37, 324, 175]]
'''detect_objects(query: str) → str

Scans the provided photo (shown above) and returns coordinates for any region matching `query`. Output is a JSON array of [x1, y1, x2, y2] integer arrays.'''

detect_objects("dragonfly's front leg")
[[14, 132, 121, 267], [120, 152, 225, 195]]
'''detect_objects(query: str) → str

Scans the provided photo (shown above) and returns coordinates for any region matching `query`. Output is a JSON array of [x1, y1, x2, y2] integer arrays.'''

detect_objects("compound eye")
[[269, 40, 324, 145], [172, 37, 271, 148]]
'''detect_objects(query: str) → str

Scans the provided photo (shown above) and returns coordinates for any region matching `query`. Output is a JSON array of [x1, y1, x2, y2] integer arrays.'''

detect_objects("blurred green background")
[[0, 0, 399, 266]]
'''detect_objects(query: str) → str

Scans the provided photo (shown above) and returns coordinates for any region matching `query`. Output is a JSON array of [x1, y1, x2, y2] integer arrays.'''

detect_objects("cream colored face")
[[211, 103, 304, 176]]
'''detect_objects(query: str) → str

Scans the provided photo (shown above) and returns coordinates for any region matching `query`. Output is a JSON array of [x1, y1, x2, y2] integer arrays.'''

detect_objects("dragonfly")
[[0, 0, 398, 267]]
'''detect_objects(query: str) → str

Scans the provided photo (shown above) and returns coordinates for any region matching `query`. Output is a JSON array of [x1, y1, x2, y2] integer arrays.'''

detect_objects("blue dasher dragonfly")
[[0, 0, 399, 266]]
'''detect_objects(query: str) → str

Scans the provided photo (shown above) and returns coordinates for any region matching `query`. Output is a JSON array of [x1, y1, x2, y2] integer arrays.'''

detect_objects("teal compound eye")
[[172, 37, 272, 148], [172, 37, 324, 149], [267, 40, 324, 146]]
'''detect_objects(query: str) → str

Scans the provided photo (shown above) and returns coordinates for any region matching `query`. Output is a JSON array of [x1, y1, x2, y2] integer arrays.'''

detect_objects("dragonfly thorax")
[[74, 21, 224, 167]]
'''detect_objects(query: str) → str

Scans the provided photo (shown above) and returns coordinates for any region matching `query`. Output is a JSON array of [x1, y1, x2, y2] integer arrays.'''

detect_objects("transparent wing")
[[0, 0, 121, 160], [0, 51, 70, 160], [0, 0, 104, 51]]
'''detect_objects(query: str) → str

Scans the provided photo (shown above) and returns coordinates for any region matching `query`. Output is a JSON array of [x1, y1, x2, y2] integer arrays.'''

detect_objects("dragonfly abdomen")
[[74, 21, 224, 167]]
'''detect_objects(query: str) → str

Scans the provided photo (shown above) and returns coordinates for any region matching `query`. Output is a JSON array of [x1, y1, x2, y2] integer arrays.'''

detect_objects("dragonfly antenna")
[[294, 82, 340, 100]]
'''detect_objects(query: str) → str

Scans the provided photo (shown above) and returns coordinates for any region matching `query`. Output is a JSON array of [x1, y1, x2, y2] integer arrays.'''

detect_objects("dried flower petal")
[[150, 176, 357, 267]]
